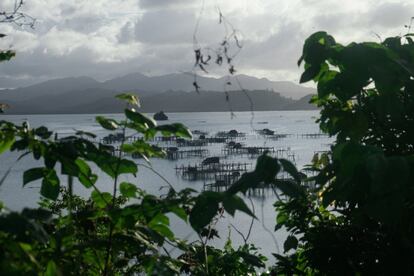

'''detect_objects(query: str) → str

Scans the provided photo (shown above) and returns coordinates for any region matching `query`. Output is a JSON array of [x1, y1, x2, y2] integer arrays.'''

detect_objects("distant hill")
[[103, 73, 315, 99], [0, 73, 317, 114], [284, 94, 317, 110]]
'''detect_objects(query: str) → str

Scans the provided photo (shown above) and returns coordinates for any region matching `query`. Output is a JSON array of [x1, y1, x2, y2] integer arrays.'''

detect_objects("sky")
[[0, 0, 413, 88]]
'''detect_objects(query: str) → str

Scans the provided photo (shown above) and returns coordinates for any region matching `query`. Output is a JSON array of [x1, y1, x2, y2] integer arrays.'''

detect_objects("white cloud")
[[0, 0, 413, 87]]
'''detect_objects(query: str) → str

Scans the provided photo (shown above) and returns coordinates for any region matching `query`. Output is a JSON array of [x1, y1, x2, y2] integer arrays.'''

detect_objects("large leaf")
[[91, 190, 112, 208], [116, 93, 140, 106], [148, 213, 174, 240], [283, 235, 298, 253], [40, 169, 60, 200], [300, 65, 320, 83], [125, 109, 156, 129], [23, 167, 45, 186], [189, 192, 222, 231], [120, 182, 138, 198], [88, 152, 137, 178], [274, 179, 305, 198], [96, 116, 119, 130], [279, 159, 302, 183], [255, 154, 280, 183], [0, 132, 15, 154], [34, 126, 52, 139], [75, 159, 97, 188], [155, 123, 192, 139], [227, 172, 261, 195], [222, 194, 256, 218]]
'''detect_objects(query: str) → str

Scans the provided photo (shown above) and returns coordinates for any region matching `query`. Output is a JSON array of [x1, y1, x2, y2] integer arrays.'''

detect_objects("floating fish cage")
[[203, 179, 277, 198], [175, 162, 251, 181], [152, 136, 178, 143], [203, 137, 228, 144], [298, 133, 329, 139], [255, 129, 291, 140], [101, 132, 125, 144], [203, 171, 241, 191], [176, 139, 208, 147], [266, 134, 291, 140], [222, 146, 276, 157], [215, 129, 246, 139], [192, 130, 209, 136], [164, 147, 209, 160], [257, 128, 275, 136]]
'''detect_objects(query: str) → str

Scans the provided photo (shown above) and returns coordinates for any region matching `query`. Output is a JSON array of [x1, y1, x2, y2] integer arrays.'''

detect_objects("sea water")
[[0, 110, 332, 261]]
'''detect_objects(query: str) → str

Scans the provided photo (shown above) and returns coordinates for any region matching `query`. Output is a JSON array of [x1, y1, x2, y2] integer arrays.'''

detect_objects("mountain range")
[[0, 73, 317, 114]]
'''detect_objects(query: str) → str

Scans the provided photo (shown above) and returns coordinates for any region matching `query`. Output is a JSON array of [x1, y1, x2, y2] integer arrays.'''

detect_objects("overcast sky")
[[0, 0, 412, 87]]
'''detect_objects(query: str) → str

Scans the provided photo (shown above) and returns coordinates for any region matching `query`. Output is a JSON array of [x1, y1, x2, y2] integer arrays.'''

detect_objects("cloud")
[[139, 0, 195, 10], [368, 2, 413, 28], [0, 0, 412, 87], [134, 9, 197, 44]]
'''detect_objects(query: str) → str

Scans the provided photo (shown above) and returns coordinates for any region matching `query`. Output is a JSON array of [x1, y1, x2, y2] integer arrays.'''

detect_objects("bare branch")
[[0, 0, 36, 28]]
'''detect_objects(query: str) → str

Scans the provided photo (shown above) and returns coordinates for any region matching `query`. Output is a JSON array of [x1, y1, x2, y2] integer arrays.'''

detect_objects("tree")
[[268, 31, 414, 274], [0, 0, 35, 112]]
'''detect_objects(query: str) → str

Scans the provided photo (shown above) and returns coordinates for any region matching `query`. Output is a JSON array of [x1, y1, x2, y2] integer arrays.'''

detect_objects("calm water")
[[0, 110, 332, 261]]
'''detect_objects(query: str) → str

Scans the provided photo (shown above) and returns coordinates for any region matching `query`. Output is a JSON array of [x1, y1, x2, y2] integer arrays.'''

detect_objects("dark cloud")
[[242, 21, 303, 71], [369, 2, 413, 28], [139, 0, 194, 10], [117, 22, 135, 43], [134, 9, 196, 44]]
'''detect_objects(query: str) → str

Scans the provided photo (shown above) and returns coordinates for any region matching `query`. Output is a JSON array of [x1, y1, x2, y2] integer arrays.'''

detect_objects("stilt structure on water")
[[222, 144, 276, 157], [215, 129, 246, 140], [175, 157, 251, 181], [164, 147, 209, 160], [298, 133, 329, 139]]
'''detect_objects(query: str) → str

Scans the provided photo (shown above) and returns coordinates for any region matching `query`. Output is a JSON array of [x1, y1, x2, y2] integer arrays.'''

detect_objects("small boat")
[[153, 111, 168, 121]]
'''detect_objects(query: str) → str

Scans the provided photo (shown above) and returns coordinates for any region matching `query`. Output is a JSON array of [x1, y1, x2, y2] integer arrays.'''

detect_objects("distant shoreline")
[[0, 108, 319, 116]]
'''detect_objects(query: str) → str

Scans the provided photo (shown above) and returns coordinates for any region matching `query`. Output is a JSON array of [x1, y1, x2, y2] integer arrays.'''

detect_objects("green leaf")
[[0, 132, 15, 154], [0, 50, 16, 61], [116, 93, 140, 106], [125, 109, 156, 129], [118, 159, 138, 176], [239, 252, 266, 268], [88, 151, 137, 178], [23, 167, 45, 186], [279, 159, 302, 183], [34, 126, 52, 139], [75, 159, 97, 188], [155, 123, 193, 139], [275, 211, 288, 231], [300, 65, 320, 83], [149, 223, 174, 240], [91, 190, 112, 208], [283, 235, 298, 252], [227, 172, 261, 195], [255, 154, 280, 183], [149, 213, 174, 239], [222, 194, 256, 218], [189, 192, 222, 231], [170, 206, 187, 221], [96, 116, 118, 130], [120, 182, 138, 198], [121, 141, 165, 160], [274, 179, 305, 198], [40, 169, 60, 200], [75, 130, 97, 138], [45, 260, 57, 276]]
